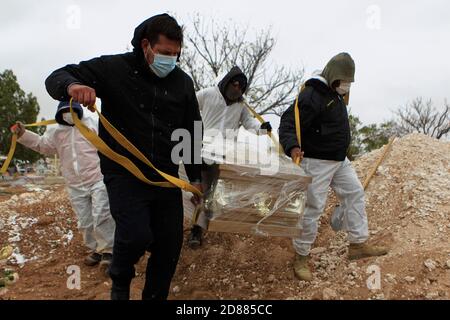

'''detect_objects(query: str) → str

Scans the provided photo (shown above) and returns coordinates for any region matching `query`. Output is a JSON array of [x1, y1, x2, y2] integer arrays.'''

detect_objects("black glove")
[[260, 122, 272, 133]]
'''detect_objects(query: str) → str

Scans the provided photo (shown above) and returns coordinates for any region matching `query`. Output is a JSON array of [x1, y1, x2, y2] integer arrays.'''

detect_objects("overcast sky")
[[1, 0, 449, 130]]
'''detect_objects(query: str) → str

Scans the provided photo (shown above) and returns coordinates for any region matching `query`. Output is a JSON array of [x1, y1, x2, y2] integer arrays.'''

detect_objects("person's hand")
[[190, 183, 204, 206], [10, 122, 25, 138], [68, 83, 97, 111], [290, 147, 304, 164], [260, 122, 273, 133]]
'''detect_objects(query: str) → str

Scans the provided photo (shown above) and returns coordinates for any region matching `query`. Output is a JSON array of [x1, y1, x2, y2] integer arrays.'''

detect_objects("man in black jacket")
[[45, 14, 203, 300], [279, 53, 388, 281]]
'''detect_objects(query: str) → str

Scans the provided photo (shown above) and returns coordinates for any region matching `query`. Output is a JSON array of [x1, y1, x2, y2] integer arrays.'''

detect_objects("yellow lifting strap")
[[0, 119, 57, 174], [243, 101, 285, 155], [292, 84, 306, 166], [294, 94, 302, 166], [344, 90, 350, 107], [362, 137, 396, 190], [68, 99, 202, 196]]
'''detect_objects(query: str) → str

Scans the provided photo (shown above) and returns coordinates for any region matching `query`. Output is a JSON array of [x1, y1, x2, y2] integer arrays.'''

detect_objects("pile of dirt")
[[0, 133, 449, 300]]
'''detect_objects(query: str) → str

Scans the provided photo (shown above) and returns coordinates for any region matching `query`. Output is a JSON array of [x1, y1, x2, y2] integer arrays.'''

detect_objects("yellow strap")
[[243, 101, 285, 155], [292, 84, 306, 166], [363, 137, 395, 190], [1, 120, 57, 174], [0, 134, 18, 174], [69, 99, 202, 196], [25, 120, 58, 127], [344, 90, 350, 106], [293, 94, 302, 166]]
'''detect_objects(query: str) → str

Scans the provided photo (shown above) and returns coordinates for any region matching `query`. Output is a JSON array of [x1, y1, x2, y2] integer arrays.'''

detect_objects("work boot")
[[84, 252, 102, 266], [99, 253, 113, 277], [348, 242, 389, 260], [188, 225, 203, 249], [293, 254, 312, 281]]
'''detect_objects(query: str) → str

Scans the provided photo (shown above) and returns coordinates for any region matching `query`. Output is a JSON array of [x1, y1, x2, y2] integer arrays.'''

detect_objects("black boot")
[[84, 252, 102, 267], [100, 253, 113, 277], [187, 225, 203, 249]]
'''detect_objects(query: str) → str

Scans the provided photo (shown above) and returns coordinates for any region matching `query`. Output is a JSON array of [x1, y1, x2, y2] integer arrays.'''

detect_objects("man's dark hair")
[[143, 14, 183, 47]]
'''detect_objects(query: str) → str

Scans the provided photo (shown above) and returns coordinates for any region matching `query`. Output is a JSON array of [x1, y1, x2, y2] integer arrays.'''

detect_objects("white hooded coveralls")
[[18, 116, 115, 254]]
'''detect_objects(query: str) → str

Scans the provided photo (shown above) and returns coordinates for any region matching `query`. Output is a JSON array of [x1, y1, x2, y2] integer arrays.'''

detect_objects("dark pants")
[[193, 164, 219, 227], [104, 174, 183, 300]]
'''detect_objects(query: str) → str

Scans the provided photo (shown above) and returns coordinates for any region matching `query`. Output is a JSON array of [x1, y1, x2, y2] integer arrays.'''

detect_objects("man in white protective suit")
[[279, 53, 389, 281], [187, 66, 273, 248], [11, 101, 115, 275]]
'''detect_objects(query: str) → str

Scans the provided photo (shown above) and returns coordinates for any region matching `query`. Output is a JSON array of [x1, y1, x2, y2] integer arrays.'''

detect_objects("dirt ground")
[[1, 133, 449, 300]]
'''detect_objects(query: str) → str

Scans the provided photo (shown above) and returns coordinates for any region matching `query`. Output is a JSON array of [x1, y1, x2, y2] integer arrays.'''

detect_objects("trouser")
[[293, 157, 369, 256], [104, 174, 184, 300], [193, 164, 219, 228], [67, 180, 115, 254]]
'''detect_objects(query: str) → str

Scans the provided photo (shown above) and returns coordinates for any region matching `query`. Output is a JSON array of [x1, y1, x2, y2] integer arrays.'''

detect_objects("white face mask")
[[62, 112, 74, 125], [336, 82, 352, 95]]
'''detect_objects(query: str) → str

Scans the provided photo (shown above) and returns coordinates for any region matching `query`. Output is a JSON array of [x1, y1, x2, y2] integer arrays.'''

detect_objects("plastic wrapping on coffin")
[[181, 140, 312, 238]]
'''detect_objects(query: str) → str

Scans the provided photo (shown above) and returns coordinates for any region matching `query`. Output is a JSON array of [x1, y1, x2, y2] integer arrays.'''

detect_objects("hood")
[[321, 52, 355, 86], [55, 101, 83, 126], [217, 66, 248, 102]]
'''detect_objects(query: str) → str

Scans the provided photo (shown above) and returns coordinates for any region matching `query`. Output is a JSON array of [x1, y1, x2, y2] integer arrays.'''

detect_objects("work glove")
[[260, 122, 272, 133]]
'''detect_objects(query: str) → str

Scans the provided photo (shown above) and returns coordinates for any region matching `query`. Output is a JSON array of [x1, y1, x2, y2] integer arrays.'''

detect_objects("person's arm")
[[17, 128, 58, 156], [184, 80, 203, 184], [240, 106, 262, 133], [239, 106, 273, 136], [183, 79, 204, 205], [196, 89, 206, 113], [45, 56, 108, 107]]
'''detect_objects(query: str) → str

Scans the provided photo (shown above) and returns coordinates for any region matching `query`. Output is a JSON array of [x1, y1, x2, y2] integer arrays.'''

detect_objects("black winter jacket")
[[279, 78, 351, 161]]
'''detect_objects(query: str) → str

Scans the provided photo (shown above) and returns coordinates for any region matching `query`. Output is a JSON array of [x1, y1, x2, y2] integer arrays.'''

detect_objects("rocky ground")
[[0, 133, 449, 300]]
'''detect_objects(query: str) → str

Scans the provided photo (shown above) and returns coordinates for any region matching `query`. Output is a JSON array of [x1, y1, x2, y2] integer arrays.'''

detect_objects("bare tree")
[[394, 98, 450, 139], [180, 14, 303, 116]]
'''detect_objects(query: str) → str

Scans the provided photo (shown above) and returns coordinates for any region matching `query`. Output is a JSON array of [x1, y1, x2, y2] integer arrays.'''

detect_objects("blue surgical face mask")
[[149, 53, 177, 78]]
